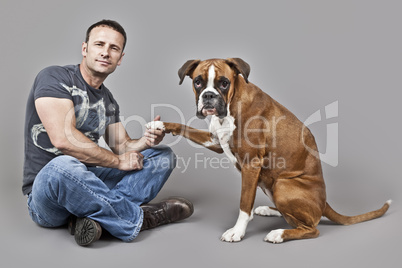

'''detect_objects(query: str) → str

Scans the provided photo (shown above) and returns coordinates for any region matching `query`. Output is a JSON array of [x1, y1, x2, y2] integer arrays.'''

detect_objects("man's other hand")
[[144, 116, 165, 147], [118, 151, 144, 171]]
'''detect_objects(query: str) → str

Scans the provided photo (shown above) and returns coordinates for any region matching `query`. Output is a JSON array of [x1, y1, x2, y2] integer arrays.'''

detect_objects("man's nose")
[[101, 47, 110, 57]]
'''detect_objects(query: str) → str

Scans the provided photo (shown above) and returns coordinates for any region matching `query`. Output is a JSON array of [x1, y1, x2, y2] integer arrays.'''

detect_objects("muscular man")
[[23, 20, 193, 246]]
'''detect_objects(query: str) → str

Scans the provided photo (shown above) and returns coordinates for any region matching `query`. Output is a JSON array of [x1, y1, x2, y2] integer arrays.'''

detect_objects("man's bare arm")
[[105, 116, 165, 155], [104, 122, 149, 154], [35, 97, 142, 171]]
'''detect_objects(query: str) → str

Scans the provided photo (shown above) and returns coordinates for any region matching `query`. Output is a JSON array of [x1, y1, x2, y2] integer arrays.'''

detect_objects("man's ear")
[[225, 58, 250, 83], [117, 52, 125, 66], [81, 42, 88, 57], [178, 59, 201, 85]]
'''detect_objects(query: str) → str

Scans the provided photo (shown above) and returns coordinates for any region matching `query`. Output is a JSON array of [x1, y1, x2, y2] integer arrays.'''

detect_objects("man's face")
[[81, 26, 125, 77]]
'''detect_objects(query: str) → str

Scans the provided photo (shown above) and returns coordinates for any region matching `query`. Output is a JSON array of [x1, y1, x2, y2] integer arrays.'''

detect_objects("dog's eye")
[[194, 80, 202, 89], [220, 80, 230, 91]]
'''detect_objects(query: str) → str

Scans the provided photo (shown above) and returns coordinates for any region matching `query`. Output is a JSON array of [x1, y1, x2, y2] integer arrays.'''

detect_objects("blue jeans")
[[27, 146, 176, 242]]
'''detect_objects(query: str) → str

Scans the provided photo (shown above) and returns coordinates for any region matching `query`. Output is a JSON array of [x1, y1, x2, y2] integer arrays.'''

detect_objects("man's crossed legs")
[[27, 146, 193, 246]]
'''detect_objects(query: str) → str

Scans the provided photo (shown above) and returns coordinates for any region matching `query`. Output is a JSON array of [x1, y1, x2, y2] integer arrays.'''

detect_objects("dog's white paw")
[[221, 228, 245, 242], [254, 206, 282, 217], [264, 229, 285, 244], [145, 121, 165, 131]]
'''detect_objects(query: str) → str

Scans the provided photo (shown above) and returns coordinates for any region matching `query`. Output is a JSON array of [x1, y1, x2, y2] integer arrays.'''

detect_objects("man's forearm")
[[104, 120, 163, 155], [57, 128, 120, 168], [120, 124, 164, 153], [121, 137, 150, 154]]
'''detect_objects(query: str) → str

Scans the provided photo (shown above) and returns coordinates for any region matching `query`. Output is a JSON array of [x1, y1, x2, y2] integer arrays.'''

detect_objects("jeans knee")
[[143, 146, 177, 172], [158, 146, 177, 170], [49, 155, 81, 167], [34, 156, 87, 194]]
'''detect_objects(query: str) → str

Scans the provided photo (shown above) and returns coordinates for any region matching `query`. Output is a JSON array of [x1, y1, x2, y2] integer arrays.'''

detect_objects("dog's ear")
[[225, 58, 250, 83], [178, 59, 201, 85]]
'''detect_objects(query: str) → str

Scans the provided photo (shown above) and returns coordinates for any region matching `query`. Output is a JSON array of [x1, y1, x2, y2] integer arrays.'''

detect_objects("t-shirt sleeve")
[[33, 66, 73, 101], [105, 89, 121, 124], [112, 101, 121, 124]]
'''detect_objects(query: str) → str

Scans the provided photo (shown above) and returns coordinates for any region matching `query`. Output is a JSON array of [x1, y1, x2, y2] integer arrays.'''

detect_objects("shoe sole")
[[74, 218, 102, 246]]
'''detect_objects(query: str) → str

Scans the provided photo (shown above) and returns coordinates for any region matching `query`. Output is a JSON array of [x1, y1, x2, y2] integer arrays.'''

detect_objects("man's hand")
[[144, 115, 165, 147], [105, 116, 166, 156], [118, 151, 144, 171]]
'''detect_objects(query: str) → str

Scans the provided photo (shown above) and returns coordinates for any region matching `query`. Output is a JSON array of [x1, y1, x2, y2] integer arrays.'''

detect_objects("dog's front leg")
[[163, 122, 224, 154], [221, 164, 261, 242]]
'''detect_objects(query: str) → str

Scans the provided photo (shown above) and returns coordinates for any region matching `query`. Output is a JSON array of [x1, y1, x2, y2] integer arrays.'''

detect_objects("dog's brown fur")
[[164, 58, 390, 243]]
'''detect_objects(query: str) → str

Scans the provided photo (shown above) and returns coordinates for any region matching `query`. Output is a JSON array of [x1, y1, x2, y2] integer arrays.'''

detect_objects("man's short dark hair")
[[85, 19, 127, 51]]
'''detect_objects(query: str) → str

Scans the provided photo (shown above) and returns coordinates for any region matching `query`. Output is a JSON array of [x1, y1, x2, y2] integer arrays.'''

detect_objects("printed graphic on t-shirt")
[[31, 83, 110, 155]]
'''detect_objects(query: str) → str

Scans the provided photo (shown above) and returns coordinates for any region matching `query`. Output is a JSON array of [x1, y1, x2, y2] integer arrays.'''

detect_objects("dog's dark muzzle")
[[197, 91, 227, 119], [203, 91, 218, 101]]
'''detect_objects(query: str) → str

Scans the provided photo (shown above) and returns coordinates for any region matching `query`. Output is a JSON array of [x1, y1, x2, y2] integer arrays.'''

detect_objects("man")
[[23, 20, 193, 246]]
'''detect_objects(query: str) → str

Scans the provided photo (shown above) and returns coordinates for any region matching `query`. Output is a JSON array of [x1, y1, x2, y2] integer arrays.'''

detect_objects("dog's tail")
[[323, 200, 392, 225]]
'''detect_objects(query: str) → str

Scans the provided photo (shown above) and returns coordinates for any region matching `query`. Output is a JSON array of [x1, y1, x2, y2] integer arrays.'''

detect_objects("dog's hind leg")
[[265, 224, 320, 243], [264, 211, 320, 243], [254, 206, 282, 217], [255, 184, 282, 217], [264, 176, 325, 243]]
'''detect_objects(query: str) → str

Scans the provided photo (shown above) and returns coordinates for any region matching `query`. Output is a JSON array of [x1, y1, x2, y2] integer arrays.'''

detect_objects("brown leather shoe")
[[140, 197, 194, 231], [69, 217, 102, 246]]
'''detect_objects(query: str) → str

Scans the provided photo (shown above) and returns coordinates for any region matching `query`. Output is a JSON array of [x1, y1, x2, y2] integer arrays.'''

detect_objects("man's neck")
[[79, 62, 107, 89]]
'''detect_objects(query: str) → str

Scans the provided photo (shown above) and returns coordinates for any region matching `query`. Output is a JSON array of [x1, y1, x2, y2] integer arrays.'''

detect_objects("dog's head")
[[178, 58, 250, 119]]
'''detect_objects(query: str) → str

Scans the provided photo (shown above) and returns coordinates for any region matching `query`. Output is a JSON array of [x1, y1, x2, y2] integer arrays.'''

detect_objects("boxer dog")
[[146, 58, 391, 243]]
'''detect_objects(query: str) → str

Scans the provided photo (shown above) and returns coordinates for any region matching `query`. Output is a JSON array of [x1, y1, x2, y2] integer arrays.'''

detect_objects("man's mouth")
[[96, 59, 111, 65]]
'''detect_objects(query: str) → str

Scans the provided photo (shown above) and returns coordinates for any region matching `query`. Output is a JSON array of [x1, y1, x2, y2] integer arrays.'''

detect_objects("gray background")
[[0, 0, 401, 267]]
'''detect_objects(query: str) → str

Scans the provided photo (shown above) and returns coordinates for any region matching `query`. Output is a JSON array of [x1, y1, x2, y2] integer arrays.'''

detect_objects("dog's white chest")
[[209, 114, 237, 164]]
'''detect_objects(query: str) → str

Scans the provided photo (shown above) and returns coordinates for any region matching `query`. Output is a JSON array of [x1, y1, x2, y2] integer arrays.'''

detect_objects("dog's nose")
[[203, 92, 217, 100]]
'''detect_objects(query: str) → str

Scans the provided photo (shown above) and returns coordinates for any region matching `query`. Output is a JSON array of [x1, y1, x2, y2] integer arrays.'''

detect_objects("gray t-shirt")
[[23, 64, 120, 195]]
